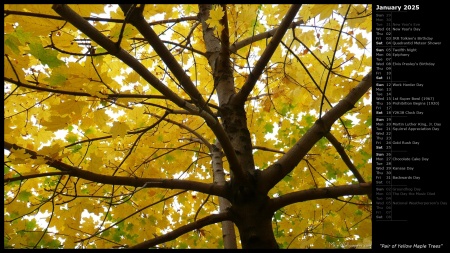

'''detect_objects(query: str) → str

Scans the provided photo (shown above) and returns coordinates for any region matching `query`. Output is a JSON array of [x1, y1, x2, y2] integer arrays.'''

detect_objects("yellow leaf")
[[355, 33, 368, 49], [38, 144, 63, 157], [9, 148, 32, 164], [298, 30, 316, 48], [67, 4, 106, 17], [206, 6, 224, 27], [84, 84, 107, 98], [127, 106, 147, 128], [93, 109, 110, 129], [4, 118, 13, 135], [40, 115, 71, 131], [33, 156, 48, 165], [206, 5, 224, 35], [309, 4, 338, 21], [3, 4, 372, 249], [124, 71, 141, 84], [87, 152, 104, 172], [37, 130, 55, 144], [110, 121, 130, 138], [52, 98, 88, 117]]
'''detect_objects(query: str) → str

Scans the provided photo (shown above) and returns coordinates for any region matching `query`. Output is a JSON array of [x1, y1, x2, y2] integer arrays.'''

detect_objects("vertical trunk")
[[220, 104, 255, 176], [199, 4, 278, 249], [230, 197, 279, 249], [199, 4, 256, 185], [212, 141, 237, 249]]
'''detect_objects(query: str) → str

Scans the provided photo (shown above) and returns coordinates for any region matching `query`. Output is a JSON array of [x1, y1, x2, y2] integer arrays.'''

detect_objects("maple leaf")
[[110, 121, 130, 138], [4, 4, 373, 250], [9, 148, 32, 164], [37, 144, 64, 160], [206, 6, 224, 31], [87, 152, 104, 172], [28, 42, 64, 68], [40, 115, 71, 131]]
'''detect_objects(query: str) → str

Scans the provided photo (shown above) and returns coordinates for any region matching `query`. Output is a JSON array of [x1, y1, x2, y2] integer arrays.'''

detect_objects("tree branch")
[[51, 4, 191, 110], [4, 171, 70, 183], [260, 71, 372, 193], [4, 77, 172, 101], [268, 182, 372, 213], [4, 141, 227, 198], [118, 4, 214, 116], [230, 20, 303, 53], [252, 145, 285, 154], [52, 4, 244, 183], [325, 132, 366, 184], [130, 212, 231, 249], [325, 132, 372, 200], [4, 9, 124, 23], [232, 4, 301, 106]]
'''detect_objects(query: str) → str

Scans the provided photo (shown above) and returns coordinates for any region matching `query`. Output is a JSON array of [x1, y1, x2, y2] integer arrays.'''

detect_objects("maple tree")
[[4, 4, 372, 249]]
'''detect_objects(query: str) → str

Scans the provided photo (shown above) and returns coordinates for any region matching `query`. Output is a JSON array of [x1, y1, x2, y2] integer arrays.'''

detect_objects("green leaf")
[[84, 127, 95, 135], [365, 116, 372, 126], [343, 119, 353, 128], [44, 72, 67, 87], [325, 163, 337, 179], [18, 190, 32, 201], [263, 122, 274, 134], [45, 239, 62, 248], [274, 210, 283, 221], [148, 215, 157, 225], [325, 235, 337, 243], [126, 222, 134, 231], [278, 241, 288, 249], [178, 242, 188, 249], [282, 175, 292, 182], [165, 154, 175, 162], [100, 230, 111, 238], [116, 220, 125, 230], [25, 220, 37, 230], [304, 114, 315, 126], [65, 135, 78, 144], [275, 228, 285, 238], [317, 137, 328, 150], [4, 165, 10, 174], [112, 232, 122, 243], [14, 27, 35, 44], [4, 35, 21, 54], [28, 43, 64, 68]]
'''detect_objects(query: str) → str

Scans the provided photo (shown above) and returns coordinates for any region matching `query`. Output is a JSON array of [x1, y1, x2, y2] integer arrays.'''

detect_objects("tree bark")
[[198, 4, 279, 248], [212, 141, 237, 249], [229, 195, 278, 248]]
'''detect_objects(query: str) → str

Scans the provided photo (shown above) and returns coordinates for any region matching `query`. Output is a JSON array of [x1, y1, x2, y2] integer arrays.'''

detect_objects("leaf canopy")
[[4, 4, 372, 249]]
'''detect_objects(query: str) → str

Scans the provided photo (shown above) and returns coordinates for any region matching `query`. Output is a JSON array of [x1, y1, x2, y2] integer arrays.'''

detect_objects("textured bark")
[[48, 4, 373, 249], [198, 4, 276, 248], [198, 4, 255, 184], [212, 141, 237, 249], [198, 4, 235, 106], [229, 195, 278, 248]]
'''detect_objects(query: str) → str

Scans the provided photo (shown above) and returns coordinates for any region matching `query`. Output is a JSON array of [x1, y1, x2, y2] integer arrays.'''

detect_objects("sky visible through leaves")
[[4, 4, 372, 249]]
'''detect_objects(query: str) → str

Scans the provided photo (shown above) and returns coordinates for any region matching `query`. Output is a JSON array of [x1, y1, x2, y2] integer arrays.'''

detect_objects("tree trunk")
[[212, 141, 237, 248], [199, 4, 279, 248], [230, 195, 278, 249]]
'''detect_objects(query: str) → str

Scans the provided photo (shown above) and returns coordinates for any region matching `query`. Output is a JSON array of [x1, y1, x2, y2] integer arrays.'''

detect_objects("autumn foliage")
[[4, 4, 372, 249]]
